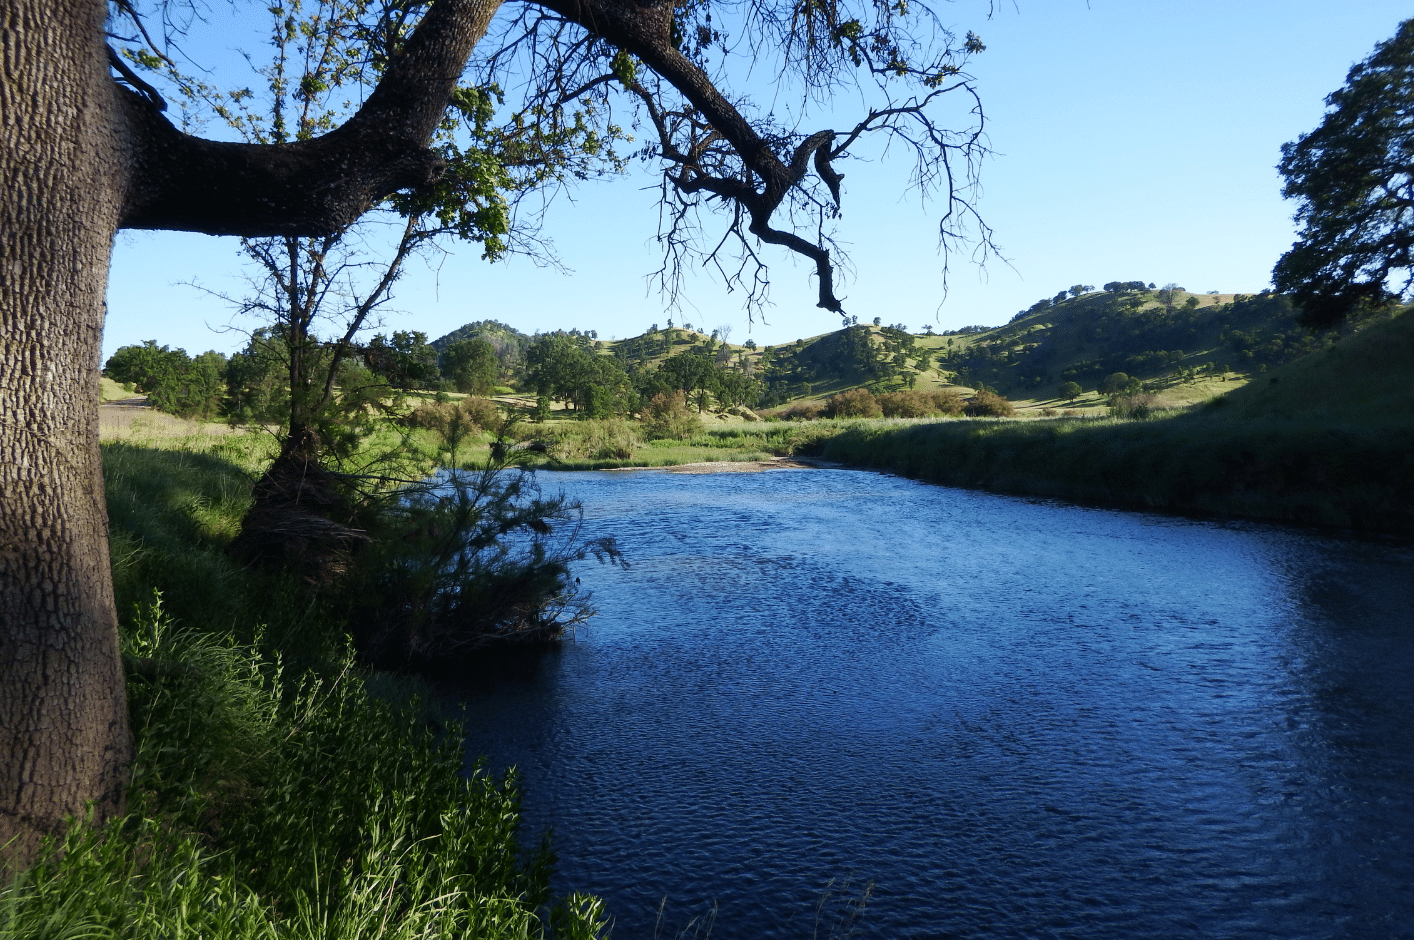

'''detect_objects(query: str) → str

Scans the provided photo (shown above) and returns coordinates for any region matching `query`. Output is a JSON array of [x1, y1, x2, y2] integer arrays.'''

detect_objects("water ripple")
[[448, 469, 1414, 940]]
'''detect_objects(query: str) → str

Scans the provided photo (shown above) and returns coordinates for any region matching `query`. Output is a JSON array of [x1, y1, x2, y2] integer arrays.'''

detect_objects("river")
[[444, 467, 1414, 940]]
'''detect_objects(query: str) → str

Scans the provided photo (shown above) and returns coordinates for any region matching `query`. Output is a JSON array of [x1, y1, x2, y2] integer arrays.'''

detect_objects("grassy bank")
[[3, 428, 608, 939], [516, 311, 1414, 533], [799, 311, 1414, 532]]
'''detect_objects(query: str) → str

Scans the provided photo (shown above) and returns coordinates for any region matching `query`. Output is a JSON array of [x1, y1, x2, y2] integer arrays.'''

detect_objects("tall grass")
[[1, 599, 608, 938], [798, 312, 1414, 531], [1, 428, 611, 937], [797, 409, 1414, 530]]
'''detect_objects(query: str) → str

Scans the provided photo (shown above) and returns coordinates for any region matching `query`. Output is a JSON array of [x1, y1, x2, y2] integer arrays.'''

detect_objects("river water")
[[445, 467, 1414, 940]]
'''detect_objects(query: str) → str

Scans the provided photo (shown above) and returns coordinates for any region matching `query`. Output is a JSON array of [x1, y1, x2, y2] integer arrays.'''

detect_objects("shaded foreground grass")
[[2, 430, 609, 939]]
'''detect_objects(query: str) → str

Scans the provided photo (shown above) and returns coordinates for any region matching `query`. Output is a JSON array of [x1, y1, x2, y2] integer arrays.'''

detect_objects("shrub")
[[769, 401, 826, 421], [342, 465, 622, 667], [876, 390, 932, 418], [405, 396, 498, 435], [827, 387, 882, 418], [928, 389, 966, 416], [963, 389, 1015, 417], [1107, 392, 1158, 419], [640, 390, 701, 440]]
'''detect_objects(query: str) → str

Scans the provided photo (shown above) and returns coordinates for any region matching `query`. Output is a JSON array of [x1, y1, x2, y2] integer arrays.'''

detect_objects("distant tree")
[[1100, 372, 1142, 395], [104, 341, 228, 420], [745, 339, 758, 351], [827, 387, 882, 418], [148, 350, 229, 421], [1052, 291, 1069, 305], [1273, 18, 1414, 327], [103, 340, 187, 393], [640, 390, 700, 439], [439, 337, 499, 395], [1156, 283, 1185, 309], [872, 316, 883, 326], [366, 331, 441, 389], [1069, 284, 1094, 298], [1058, 380, 1083, 401]]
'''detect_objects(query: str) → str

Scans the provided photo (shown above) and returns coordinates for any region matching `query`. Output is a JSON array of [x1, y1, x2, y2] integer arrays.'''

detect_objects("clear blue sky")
[[104, 1, 1411, 360]]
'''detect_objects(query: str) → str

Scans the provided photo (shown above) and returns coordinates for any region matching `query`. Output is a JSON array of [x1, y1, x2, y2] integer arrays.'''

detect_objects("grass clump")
[[1, 598, 608, 938]]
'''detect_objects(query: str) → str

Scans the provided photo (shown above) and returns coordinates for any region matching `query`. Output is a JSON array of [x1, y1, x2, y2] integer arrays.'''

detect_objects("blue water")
[[446, 468, 1414, 939]]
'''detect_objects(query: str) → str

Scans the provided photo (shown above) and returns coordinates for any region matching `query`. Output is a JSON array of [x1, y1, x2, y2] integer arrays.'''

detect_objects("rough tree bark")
[[0, 0, 503, 874], [0, 0, 132, 875]]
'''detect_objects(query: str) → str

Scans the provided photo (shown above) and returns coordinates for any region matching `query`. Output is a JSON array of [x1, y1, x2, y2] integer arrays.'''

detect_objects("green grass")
[[3, 601, 607, 939], [796, 310, 1414, 531], [2, 426, 609, 939]]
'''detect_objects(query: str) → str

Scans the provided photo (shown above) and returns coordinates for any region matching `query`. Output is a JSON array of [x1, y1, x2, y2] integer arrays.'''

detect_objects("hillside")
[[426, 287, 1395, 416], [1200, 304, 1414, 423], [804, 306, 1414, 531]]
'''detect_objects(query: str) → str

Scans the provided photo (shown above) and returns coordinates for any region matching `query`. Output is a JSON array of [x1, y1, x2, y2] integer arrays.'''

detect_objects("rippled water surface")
[[446, 468, 1414, 940]]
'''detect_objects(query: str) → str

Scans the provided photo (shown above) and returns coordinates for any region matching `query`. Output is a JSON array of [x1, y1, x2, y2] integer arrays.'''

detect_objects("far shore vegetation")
[[104, 286, 1414, 533]]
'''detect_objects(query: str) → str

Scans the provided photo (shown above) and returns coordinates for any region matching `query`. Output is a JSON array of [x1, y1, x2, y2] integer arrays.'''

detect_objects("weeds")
[[2, 598, 610, 939]]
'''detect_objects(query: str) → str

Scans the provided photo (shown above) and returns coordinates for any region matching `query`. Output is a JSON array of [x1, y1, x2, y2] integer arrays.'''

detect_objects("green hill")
[[427, 287, 1392, 416], [1202, 305, 1414, 423], [804, 305, 1414, 530], [934, 287, 1341, 399]]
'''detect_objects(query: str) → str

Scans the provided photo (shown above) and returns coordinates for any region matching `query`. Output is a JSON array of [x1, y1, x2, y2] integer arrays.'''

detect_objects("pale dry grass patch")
[[99, 402, 236, 441]]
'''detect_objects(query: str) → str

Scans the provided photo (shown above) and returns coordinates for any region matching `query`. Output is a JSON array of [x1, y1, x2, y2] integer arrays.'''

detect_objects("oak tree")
[[1274, 18, 1414, 327], [1, 0, 993, 871]]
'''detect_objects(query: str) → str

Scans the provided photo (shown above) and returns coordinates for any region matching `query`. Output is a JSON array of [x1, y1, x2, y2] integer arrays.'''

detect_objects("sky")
[[104, 1, 1413, 360]]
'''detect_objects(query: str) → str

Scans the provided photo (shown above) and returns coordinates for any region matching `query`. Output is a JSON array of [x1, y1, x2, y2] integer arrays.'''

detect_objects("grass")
[[2, 422, 610, 938], [796, 310, 1414, 531], [510, 310, 1414, 532], [3, 600, 608, 939]]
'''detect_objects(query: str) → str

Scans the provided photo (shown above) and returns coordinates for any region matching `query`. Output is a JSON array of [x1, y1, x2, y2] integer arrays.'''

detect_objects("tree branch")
[[120, 0, 505, 236]]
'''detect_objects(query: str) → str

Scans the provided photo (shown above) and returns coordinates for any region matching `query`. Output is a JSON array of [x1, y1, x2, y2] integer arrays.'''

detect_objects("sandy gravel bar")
[[606, 457, 833, 474]]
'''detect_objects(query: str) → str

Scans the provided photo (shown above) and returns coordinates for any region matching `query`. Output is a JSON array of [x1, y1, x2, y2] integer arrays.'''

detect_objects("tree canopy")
[[1273, 18, 1414, 327]]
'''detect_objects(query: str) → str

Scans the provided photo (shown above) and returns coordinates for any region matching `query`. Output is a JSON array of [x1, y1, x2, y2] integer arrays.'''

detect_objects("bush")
[[876, 390, 931, 418], [1107, 392, 1158, 419], [963, 389, 1015, 417], [341, 465, 622, 668], [768, 401, 826, 421], [928, 390, 966, 416], [640, 390, 701, 440], [405, 396, 499, 437], [543, 418, 639, 460], [873, 389, 965, 418], [827, 387, 882, 418]]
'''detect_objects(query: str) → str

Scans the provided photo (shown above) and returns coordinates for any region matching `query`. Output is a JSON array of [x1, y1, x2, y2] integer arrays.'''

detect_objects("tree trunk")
[[2, 0, 500, 873], [0, 0, 134, 874]]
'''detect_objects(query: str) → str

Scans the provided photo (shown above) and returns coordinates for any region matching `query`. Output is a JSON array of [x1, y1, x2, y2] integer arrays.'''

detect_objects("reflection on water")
[[444, 469, 1414, 940]]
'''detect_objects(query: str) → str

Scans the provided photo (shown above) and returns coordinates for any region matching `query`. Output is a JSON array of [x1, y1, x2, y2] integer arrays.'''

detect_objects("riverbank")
[[799, 413, 1414, 532], [3, 428, 608, 938], [798, 308, 1414, 533]]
